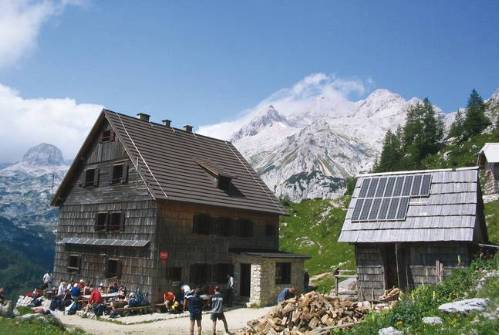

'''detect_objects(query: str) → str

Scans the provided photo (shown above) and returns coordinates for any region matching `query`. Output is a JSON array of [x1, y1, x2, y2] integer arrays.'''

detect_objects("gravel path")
[[54, 307, 273, 335]]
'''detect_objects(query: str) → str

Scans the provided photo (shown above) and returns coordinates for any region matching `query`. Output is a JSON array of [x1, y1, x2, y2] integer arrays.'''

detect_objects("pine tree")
[[374, 130, 403, 172], [401, 98, 443, 168], [448, 109, 464, 140], [462, 89, 490, 138]]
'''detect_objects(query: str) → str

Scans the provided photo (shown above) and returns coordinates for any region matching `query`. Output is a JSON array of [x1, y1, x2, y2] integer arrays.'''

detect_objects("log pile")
[[237, 291, 371, 335], [378, 288, 400, 302]]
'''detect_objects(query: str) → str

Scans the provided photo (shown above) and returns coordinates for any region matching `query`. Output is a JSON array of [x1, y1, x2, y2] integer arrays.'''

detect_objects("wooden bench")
[[112, 305, 152, 316]]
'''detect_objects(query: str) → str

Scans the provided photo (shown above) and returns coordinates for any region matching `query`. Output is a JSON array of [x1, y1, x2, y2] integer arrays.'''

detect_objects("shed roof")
[[338, 167, 487, 243], [52, 110, 285, 215], [478, 143, 499, 163]]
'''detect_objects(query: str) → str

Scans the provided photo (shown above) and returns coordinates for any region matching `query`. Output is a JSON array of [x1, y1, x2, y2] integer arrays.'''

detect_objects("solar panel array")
[[351, 174, 432, 222]]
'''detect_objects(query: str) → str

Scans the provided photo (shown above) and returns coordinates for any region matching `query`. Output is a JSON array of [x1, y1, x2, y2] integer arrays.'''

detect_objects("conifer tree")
[[448, 109, 464, 140], [374, 130, 403, 172], [462, 89, 490, 138]]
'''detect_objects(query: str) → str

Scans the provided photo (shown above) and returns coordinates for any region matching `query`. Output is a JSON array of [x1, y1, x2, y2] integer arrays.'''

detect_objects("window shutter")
[[93, 168, 100, 187], [121, 164, 129, 184], [117, 261, 122, 278], [120, 212, 126, 231]]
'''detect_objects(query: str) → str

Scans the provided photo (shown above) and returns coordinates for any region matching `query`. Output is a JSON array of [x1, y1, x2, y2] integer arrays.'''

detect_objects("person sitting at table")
[[86, 284, 105, 315], [163, 291, 180, 313], [57, 280, 67, 297], [70, 283, 81, 302], [108, 282, 119, 294]]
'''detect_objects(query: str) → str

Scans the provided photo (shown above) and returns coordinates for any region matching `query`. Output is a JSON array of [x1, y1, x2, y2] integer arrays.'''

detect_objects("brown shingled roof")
[[53, 109, 286, 215]]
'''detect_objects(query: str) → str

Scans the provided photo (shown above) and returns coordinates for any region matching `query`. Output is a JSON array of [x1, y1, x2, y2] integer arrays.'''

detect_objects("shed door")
[[240, 263, 251, 297]]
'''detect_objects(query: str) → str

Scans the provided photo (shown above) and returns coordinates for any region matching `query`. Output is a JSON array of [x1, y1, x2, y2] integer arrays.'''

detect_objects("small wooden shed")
[[477, 143, 499, 195], [338, 167, 488, 300]]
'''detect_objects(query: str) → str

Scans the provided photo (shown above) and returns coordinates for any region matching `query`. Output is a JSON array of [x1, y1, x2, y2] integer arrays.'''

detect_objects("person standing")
[[210, 286, 230, 335], [186, 288, 203, 335], [225, 274, 234, 307], [42, 272, 52, 289], [304, 271, 310, 291]]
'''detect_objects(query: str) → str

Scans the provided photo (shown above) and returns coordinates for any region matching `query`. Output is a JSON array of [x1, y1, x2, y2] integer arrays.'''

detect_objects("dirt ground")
[[54, 306, 273, 335]]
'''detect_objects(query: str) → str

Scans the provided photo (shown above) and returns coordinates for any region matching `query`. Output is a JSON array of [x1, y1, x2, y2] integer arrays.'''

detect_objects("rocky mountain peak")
[[231, 105, 291, 142], [21, 143, 64, 166]]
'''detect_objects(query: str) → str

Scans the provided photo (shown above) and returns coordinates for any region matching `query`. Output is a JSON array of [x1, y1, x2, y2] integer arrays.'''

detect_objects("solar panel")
[[378, 198, 391, 220], [420, 174, 432, 196], [368, 198, 382, 220], [367, 178, 379, 197], [386, 197, 400, 220], [351, 199, 364, 221], [359, 178, 370, 197], [375, 178, 387, 197], [393, 176, 404, 196], [352, 173, 432, 223], [402, 175, 413, 196], [411, 175, 422, 196], [384, 177, 396, 197], [359, 198, 372, 220], [396, 197, 410, 219]]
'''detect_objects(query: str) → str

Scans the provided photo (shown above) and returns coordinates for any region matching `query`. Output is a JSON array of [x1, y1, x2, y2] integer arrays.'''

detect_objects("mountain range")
[[200, 83, 484, 201]]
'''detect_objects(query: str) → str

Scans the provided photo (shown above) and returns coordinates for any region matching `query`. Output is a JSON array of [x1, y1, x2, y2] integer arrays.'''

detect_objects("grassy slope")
[[279, 197, 355, 276], [0, 317, 87, 335], [485, 200, 499, 245]]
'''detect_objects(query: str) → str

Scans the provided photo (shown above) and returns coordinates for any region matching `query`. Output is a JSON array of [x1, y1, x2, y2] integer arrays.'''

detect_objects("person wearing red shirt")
[[86, 285, 103, 313]]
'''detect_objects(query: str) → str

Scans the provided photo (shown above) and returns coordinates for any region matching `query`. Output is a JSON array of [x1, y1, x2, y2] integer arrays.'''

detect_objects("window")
[[275, 263, 291, 284], [215, 217, 233, 236], [237, 219, 253, 237], [84, 168, 98, 187], [190, 264, 211, 285], [101, 130, 115, 142], [106, 259, 122, 278], [213, 263, 233, 283], [265, 224, 276, 237], [95, 213, 108, 231], [108, 212, 124, 231], [193, 214, 211, 235], [111, 164, 125, 184], [166, 267, 182, 281], [217, 176, 232, 191], [67, 255, 81, 273]]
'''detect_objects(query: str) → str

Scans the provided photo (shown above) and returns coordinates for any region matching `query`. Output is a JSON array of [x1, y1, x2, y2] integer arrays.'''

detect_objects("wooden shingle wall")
[[355, 245, 385, 300], [154, 201, 279, 300], [53, 122, 158, 299]]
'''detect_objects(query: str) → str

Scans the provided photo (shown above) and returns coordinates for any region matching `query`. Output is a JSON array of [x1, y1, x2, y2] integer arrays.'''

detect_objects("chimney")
[[184, 125, 193, 133], [137, 113, 150, 122], [162, 119, 172, 127]]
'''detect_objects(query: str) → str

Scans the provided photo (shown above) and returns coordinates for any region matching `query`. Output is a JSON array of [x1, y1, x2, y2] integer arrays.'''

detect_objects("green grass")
[[336, 256, 499, 335], [485, 200, 499, 245], [279, 197, 355, 276], [0, 316, 87, 335]]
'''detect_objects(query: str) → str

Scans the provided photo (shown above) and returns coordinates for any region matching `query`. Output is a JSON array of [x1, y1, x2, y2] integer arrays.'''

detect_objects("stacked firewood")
[[378, 288, 400, 302], [237, 291, 371, 335]]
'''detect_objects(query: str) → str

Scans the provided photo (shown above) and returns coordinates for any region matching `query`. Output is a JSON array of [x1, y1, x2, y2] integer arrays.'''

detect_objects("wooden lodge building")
[[338, 167, 488, 300], [51, 110, 308, 306]]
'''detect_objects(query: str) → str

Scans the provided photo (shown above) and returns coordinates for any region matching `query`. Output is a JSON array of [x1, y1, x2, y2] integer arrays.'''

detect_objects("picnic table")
[[82, 292, 120, 301]]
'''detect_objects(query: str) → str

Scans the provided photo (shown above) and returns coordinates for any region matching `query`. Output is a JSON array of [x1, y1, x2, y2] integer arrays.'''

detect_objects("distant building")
[[338, 167, 488, 300], [51, 110, 307, 305], [477, 143, 499, 194]]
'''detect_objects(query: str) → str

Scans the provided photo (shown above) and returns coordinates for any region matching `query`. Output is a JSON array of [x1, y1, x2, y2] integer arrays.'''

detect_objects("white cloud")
[[0, 0, 83, 69], [0, 83, 102, 162], [198, 73, 371, 139]]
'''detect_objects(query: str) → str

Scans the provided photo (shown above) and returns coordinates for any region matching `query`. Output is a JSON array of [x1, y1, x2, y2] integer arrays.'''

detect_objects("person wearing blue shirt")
[[277, 287, 297, 304], [70, 284, 81, 301], [186, 288, 203, 335]]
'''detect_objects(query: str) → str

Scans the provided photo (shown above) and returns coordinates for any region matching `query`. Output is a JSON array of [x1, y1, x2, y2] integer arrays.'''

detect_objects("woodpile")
[[378, 288, 400, 302], [237, 291, 371, 335]]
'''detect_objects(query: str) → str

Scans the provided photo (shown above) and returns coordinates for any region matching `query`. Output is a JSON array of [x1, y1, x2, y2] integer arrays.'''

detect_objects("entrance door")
[[383, 244, 398, 289], [240, 263, 251, 297]]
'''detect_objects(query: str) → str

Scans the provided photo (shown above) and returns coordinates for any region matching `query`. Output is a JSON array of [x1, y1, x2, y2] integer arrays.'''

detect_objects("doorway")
[[240, 263, 251, 297], [382, 244, 398, 289]]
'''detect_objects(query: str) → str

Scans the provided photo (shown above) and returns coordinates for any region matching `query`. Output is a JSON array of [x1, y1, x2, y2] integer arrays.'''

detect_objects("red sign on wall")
[[160, 251, 169, 263]]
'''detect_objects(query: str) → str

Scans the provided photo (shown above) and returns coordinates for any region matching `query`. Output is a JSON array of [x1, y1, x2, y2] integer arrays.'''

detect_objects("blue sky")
[[0, 0, 497, 160]]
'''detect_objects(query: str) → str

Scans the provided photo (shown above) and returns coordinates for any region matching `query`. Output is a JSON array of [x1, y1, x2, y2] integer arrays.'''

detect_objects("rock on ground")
[[438, 298, 488, 314], [378, 326, 403, 335], [422, 316, 443, 325]]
